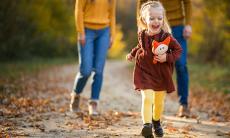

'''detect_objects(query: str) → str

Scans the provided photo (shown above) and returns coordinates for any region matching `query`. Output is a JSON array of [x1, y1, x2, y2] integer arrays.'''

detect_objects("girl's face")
[[144, 7, 164, 35]]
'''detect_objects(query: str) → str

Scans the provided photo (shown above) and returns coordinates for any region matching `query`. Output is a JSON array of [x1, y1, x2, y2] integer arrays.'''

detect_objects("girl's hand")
[[155, 53, 166, 63], [78, 33, 86, 46], [126, 54, 134, 62]]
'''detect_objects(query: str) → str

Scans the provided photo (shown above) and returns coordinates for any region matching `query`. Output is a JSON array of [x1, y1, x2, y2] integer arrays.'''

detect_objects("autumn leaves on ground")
[[0, 60, 230, 138]]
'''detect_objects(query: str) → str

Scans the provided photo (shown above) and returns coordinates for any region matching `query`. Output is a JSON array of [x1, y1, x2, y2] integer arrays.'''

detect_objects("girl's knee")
[[154, 102, 164, 108], [142, 90, 153, 105], [143, 95, 152, 105], [154, 92, 166, 107]]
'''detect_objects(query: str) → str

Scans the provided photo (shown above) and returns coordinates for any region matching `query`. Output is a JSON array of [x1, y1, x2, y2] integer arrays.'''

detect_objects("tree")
[[0, 0, 76, 61]]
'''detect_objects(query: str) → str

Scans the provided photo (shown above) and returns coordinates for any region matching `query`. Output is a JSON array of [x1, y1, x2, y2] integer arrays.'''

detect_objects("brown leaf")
[[165, 123, 179, 132], [216, 130, 230, 136]]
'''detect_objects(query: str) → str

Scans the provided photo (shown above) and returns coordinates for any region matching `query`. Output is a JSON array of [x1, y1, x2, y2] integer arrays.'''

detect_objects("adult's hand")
[[109, 37, 113, 49], [183, 25, 192, 39], [78, 33, 86, 46]]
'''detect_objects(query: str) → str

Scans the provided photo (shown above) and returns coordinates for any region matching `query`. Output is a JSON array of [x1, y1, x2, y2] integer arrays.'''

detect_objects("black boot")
[[152, 120, 163, 137], [141, 123, 154, 138]]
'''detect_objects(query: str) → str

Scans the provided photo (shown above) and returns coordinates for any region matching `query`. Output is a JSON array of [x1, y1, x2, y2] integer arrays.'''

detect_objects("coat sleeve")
[[166, 36, 182, 63], [130, 44, 141, 58], [75, 0, 86, 35], [130, 31, 144, 57], [183, 0, 192, 25], [109, 0, 116, 40]]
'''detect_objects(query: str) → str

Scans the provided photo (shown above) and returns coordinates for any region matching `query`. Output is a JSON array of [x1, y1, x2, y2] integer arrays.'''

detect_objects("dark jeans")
[[172, 25, 189, 106]]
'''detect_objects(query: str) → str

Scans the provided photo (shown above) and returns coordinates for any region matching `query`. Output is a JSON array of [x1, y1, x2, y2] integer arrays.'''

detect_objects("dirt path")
[[1, 60, 230, 138]]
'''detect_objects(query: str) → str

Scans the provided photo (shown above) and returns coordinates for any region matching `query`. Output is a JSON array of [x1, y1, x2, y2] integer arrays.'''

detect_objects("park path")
[[0, 60, 230, 138]]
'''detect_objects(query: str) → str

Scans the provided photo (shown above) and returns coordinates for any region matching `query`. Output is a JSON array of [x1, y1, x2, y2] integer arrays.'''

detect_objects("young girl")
[[126, 1, 182, 137], [137, 0, 192, 118]]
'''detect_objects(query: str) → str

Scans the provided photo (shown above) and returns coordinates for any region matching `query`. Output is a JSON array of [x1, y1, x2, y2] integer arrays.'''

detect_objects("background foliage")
[[190, 0, 230, 64], [0, 0, 76, 60], [0, 0, 229, 64]]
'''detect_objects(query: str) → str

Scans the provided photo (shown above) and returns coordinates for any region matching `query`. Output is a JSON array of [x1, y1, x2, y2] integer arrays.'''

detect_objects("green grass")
[[188, 61, 230, 94], [0, 57, 76, 79]]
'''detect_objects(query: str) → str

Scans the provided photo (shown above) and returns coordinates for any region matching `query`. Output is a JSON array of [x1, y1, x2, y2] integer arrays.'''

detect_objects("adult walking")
[[70, 0, 116, 116]]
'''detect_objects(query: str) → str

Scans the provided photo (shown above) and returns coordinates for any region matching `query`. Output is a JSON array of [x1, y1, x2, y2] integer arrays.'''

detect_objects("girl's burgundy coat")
[[130, 30, 182, 93]]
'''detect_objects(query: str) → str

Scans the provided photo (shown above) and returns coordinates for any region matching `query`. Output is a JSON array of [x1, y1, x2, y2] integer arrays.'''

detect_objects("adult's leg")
[[172, 26, 189, 106], [73, 28, 95, 94], [90, 27, 110, 100]]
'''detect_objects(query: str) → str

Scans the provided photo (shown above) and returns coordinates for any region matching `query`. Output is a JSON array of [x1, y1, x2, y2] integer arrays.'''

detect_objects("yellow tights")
[[141, 89, 166, 123]]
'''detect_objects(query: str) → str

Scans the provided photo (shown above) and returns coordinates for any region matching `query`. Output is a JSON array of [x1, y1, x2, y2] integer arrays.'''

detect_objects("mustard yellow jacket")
[[75, 0, 116, 39]]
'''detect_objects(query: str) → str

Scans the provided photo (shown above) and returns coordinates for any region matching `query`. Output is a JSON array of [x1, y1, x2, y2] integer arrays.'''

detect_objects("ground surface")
[[1, 60, 230, 138]]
